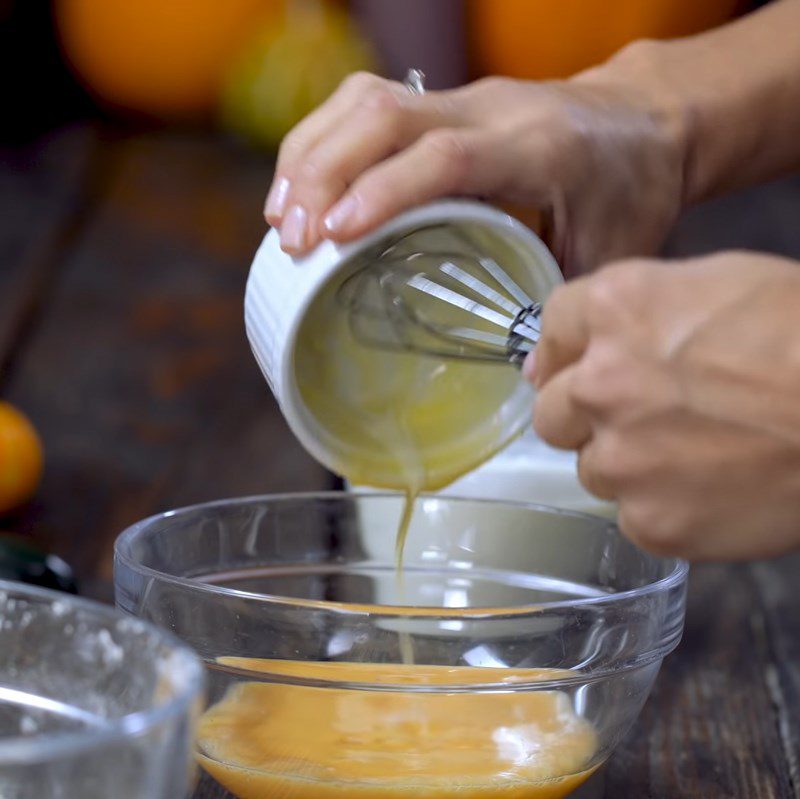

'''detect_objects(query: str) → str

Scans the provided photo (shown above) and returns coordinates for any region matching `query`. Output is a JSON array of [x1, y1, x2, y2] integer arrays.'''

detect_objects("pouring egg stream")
[[198, 203, 600, 798]]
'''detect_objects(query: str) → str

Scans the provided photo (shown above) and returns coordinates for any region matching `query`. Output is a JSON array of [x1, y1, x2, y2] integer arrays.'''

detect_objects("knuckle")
[[534, 386, 592, 450], [422, 129, 472, 182], [583, 434, 629, 488], [520, 100, 579, 161], [470, 75, 513, 97], [585, 273, 623, 317], [343, 71, 382, 94], [617, 502, 658, 549], [277, 133, 303, 166], [569, 344, 631, 410], [351, 180, 389, 217], [297, 156, 328, 184], [618, 500, 688, 556], [590, 261, 650, 311], [577, 450, 611, 499], [360, 85, 402, 115]]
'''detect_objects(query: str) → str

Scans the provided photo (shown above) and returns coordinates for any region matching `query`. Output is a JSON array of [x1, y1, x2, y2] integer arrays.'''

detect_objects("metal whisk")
[[337, 224, 544, 366]]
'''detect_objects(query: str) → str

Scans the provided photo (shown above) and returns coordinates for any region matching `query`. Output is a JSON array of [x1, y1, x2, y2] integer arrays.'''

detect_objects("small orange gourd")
[[0, 402, 43, 514]]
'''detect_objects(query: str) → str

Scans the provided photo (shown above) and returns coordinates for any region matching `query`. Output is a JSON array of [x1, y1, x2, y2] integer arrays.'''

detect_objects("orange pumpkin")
[[468, 0, 744, 80], [54, 0, 281, 118]]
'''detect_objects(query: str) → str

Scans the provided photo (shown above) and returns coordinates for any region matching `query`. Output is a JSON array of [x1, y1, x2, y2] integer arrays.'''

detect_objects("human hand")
[[264, 65, 687, 275], [530, 251, 800, 560]]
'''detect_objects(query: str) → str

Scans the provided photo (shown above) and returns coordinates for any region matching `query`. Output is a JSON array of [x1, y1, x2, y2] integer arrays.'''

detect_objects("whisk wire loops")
[[338, 224, 544, 366]]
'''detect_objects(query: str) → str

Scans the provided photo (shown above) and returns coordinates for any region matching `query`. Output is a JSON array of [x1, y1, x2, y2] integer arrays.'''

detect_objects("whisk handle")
[[506, 302, 543, 367]]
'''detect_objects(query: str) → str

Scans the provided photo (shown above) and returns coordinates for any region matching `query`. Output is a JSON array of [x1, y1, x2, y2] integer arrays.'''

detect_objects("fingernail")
[[323, 195, 359, 236], [265, 177, 290, 220], [523, 350, 538, 385], [281, 205, 308, 252]]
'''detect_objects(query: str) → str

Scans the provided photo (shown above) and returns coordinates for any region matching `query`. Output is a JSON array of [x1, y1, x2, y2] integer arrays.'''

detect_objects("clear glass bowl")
[[0, 580, 205, 799], [115, 493, 688, 799]]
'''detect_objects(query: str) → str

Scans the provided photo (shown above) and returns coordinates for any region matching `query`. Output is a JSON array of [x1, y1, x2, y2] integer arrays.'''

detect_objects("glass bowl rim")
[[114, 491, 689, 619], [0, 579, 205, 767]]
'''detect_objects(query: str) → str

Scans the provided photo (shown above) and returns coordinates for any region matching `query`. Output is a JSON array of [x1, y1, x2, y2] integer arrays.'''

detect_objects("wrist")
[[573, 39, 699, 208]]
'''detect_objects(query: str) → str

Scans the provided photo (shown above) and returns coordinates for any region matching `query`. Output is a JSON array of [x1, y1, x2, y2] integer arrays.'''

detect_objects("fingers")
[[576, 438, 621, 501], [533, 278, 593, 388], [533, 365, 593, 450], [318, 119, 567, 243], [288, 95, 458, 253], [319, 128, 505, 242], [533, 364, 623, 502], [264, 72, 389, 226], [264, 73, 374, 224], [266, 73, 464, 255]]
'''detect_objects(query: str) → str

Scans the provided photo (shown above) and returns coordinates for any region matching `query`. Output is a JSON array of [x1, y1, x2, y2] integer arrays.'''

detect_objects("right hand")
[[530, 251, 800, 560], [264, 56, 688, 275]]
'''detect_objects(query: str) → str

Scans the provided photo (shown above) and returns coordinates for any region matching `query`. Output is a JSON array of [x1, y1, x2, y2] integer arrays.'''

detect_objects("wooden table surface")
[[1, 124, 798, 798]]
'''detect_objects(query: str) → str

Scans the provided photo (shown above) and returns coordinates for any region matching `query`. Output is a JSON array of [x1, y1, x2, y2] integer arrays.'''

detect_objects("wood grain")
[[2, 129, 333, 600], [605, 562, 798, 798], [0, 125, 98, 375], [752, 555, 800, 796], [195, 773, 235, 799]]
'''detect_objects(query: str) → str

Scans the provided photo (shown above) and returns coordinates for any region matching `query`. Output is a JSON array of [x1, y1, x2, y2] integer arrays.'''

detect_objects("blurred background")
[[1, 0, 759, 142], [1, 0, 797, 599]]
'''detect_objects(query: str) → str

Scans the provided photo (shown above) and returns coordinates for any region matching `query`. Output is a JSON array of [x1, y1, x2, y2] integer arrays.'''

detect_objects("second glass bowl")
[[0, 580, 204, 799]]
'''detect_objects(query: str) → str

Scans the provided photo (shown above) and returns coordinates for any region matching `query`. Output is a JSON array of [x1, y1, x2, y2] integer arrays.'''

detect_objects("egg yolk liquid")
[[197, 660, 598, 799]]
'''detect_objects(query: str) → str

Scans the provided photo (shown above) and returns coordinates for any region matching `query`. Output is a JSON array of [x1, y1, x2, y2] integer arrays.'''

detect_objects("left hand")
[[263, 67, 686, 274], [529, 251, 800, 561]]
